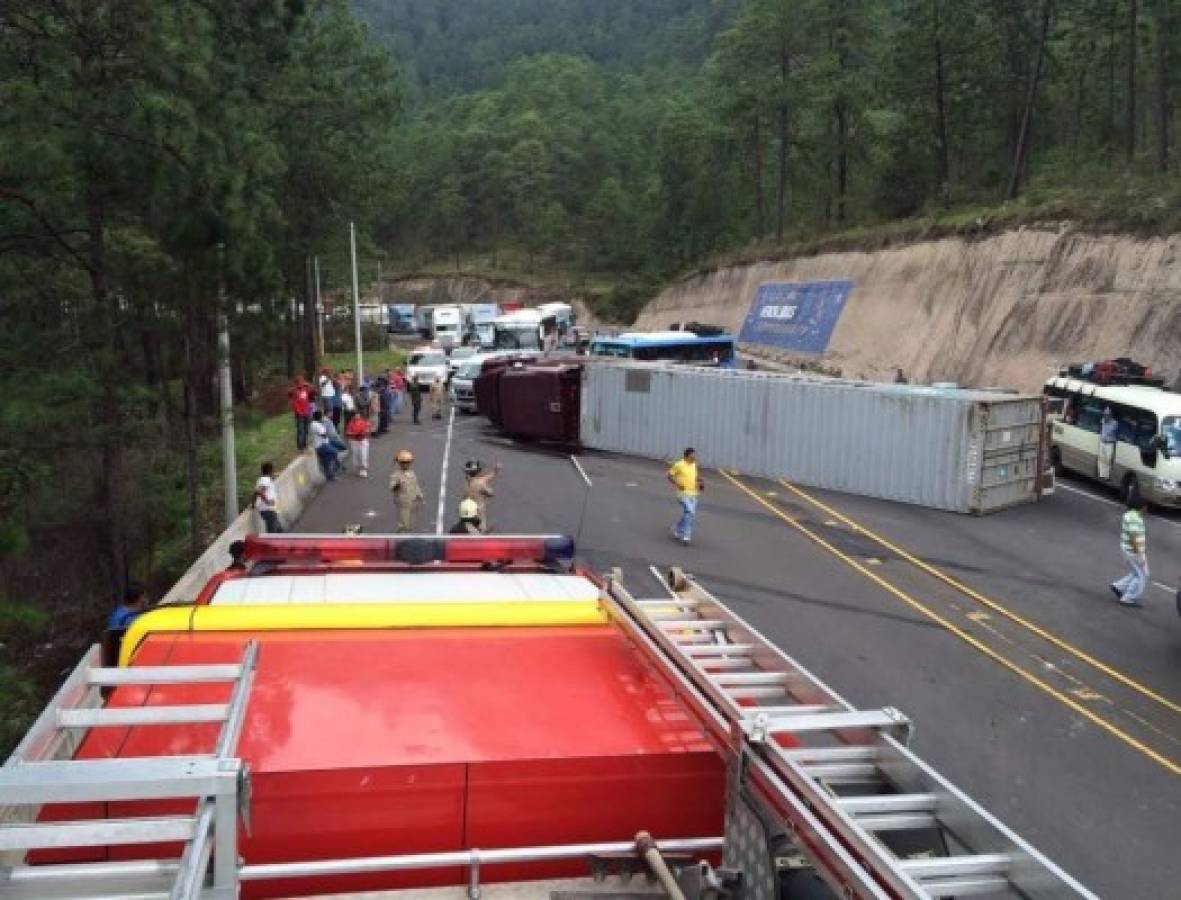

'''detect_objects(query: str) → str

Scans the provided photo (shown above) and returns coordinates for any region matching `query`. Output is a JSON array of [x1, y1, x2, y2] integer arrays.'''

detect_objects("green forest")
[[1, 0, 1179, 748], [363, 0, 1180, 308]]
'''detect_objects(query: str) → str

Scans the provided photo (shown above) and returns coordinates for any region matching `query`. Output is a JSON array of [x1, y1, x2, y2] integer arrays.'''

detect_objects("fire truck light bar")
[[243, 534, 576, 567]]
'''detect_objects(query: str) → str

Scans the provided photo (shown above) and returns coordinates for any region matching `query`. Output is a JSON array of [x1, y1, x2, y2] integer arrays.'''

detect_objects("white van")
[[1044, 375, 1181, 506]]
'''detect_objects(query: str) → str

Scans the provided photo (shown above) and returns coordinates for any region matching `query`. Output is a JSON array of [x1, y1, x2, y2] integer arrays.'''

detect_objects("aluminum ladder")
[[0, 641, 258, 900], [606, 569, 1097, 900]]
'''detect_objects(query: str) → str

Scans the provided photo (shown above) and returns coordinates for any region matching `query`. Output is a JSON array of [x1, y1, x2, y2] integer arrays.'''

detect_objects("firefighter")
[[463, 459, 501, 533], [429, 375, 445, 420], [448, 498, 482, 535], [388, 449, 425, 533]]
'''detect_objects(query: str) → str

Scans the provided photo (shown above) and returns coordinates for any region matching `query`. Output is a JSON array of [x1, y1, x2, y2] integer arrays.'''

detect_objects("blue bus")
[[589, 331, 737, 368]]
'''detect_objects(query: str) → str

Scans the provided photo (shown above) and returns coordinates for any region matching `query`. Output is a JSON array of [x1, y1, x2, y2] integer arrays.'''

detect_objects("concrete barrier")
[[160, 451, 325, 606]]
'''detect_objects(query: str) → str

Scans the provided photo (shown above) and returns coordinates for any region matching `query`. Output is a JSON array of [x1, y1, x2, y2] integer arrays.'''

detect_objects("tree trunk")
[[1108, 0, 1119, 148], [1151, 0, 1169, 172], [183, 295, 201, 561], [835, 100, 849, 224], [932, 0, 950, 206], [285, 294, 295, 377], [302, 256, 317, 377], [752, 113, 766, 237], [1127, 0, 1138, 162], [1006, 0, 1054, 200], [776, 37, 790, 242], [86, 181, 124, 599], [833, 0, 849, 224]]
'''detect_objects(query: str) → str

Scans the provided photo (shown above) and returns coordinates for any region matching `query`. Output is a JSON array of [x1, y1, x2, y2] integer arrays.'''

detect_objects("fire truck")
[[0, 534, 1095, 900]]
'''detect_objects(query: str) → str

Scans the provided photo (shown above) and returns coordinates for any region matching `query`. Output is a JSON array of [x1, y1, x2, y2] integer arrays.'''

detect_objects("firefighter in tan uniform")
[[429, 375, 445, 420], [389, 449, 425, 533], [463, 459, 501, 533]]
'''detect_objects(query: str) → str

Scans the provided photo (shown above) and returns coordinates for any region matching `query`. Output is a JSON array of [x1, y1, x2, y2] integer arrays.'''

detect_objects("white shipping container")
[[579, 364, 1043, 514]]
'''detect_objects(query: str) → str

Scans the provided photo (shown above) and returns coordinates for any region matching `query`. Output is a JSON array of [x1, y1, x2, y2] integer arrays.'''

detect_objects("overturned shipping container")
[[580, 364, 1043, 514]]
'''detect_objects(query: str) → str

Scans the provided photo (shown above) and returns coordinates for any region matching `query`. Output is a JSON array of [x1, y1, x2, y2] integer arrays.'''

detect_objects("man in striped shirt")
[[1112, 496, 1149, 607]]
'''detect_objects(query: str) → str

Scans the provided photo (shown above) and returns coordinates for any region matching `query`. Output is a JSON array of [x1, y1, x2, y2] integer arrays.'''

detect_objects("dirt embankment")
[[637, 227, 1181, 392]]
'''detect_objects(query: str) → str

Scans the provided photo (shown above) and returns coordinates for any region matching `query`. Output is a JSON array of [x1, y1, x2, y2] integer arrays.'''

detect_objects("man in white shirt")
[[318, 368, 336, 414], [310, 411, 338, 481], [253, 461, 282, 532]]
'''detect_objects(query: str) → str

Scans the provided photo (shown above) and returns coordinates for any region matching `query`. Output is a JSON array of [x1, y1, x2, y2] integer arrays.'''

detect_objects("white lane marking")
[[1055, 482, 1181, 529], [570, 455, 592, 488], [1153, 581, 1173, 593], [435, 406, 456, 535]]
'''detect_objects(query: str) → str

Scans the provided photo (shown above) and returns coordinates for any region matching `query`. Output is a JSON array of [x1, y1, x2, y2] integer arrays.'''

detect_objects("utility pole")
[[217, 241, 238, 527], [349, 221, 363, 384], [314, 255, 325, 358]]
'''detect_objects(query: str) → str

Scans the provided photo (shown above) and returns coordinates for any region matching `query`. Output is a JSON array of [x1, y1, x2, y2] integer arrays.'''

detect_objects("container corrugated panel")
[[579, 365, 1042, 514]]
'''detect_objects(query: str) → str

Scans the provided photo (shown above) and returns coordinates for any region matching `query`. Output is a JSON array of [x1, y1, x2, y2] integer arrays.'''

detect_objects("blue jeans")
[[260, 510, 282, 533], [1114, 550, 1149, 603], [315, 444, 339, 480], [294, 414, 309, 450], [674, 495, 698, 540]]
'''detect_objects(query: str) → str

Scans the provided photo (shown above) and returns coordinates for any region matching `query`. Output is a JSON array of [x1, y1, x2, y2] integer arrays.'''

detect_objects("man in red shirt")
[[345, 409, 372, 477], [289, 375, 313, 450]]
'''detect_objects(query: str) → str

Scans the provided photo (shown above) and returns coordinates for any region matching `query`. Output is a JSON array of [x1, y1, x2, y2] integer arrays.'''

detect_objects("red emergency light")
[[243, 534, 576, 567]]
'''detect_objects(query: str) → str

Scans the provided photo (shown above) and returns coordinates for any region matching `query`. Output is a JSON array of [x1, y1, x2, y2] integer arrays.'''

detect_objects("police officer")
[[389, 449, 425, 533]]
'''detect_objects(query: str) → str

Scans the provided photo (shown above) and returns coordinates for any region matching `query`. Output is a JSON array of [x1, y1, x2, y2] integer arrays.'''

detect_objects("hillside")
[[353, 0, 738, 98], [638, 226, 1181, 392]]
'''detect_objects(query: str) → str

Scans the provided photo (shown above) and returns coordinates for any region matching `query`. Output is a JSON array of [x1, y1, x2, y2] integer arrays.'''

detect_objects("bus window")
[[1132, 410, 1159, 451], [1163, 416, 1181, 457], [1077, 399, 1104, 433]]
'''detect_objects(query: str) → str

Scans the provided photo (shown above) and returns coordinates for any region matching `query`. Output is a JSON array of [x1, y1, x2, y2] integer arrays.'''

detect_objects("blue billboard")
[[739, 281, 855, 354]]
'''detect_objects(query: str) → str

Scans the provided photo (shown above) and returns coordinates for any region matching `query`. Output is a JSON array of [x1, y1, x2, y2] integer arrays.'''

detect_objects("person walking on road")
[[463, 460, 501, 533], [253, 461, 283, 532], [310, 411, 339, 481], [345, 409, 371, 478], [289, 376, 313, 450], [448, 498, 483, 535], [1098, 407, 1119, 480], [407, 378, 423, 425], [1112, 496, 1149, 607], [667, 447, 704, 545], [389, 449, 425, 532], [375, 375, 392, 436], [429, 375, 445, 420]]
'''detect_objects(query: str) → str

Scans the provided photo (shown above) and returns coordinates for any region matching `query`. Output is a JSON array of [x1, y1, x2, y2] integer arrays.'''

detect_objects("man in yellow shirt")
[[667, 447, 704, 544]]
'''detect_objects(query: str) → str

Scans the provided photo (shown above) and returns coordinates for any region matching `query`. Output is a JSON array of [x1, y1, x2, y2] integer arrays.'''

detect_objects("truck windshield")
[[410, 353, 446, 367], [495, 327, 540, 350]]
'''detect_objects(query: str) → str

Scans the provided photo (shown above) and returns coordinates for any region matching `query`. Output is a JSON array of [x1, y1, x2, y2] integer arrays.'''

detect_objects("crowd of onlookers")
[[289, 366, 423, 483]]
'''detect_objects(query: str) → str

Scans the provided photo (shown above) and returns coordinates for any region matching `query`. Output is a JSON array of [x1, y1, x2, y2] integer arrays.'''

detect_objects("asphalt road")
[[295, 405, 1181, 899]]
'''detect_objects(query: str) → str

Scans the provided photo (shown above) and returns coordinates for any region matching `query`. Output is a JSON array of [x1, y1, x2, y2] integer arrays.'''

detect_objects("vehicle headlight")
[[1153, 477, 1177, 492]]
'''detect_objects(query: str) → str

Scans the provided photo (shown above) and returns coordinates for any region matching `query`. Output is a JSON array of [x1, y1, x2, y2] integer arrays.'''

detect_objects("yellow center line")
[[720, 469, 1181, 777], [775, 477, 1181, 718]]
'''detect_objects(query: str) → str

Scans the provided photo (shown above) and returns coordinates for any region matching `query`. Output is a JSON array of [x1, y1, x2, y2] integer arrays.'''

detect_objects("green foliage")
[[354, 0, 739, 99], [0, 0, 401, 753], [364, 0, 1181, 298], [0, 599, 50, 637]]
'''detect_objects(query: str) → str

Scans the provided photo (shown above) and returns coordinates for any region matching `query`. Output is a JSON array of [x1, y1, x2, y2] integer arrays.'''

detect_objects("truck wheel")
[[1121, 475, 1141, 507]]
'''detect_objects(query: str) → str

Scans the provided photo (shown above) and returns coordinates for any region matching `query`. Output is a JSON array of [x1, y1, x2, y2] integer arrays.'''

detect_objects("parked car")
[[406, 347, 448, 387], [447, 346, 479, 382]]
